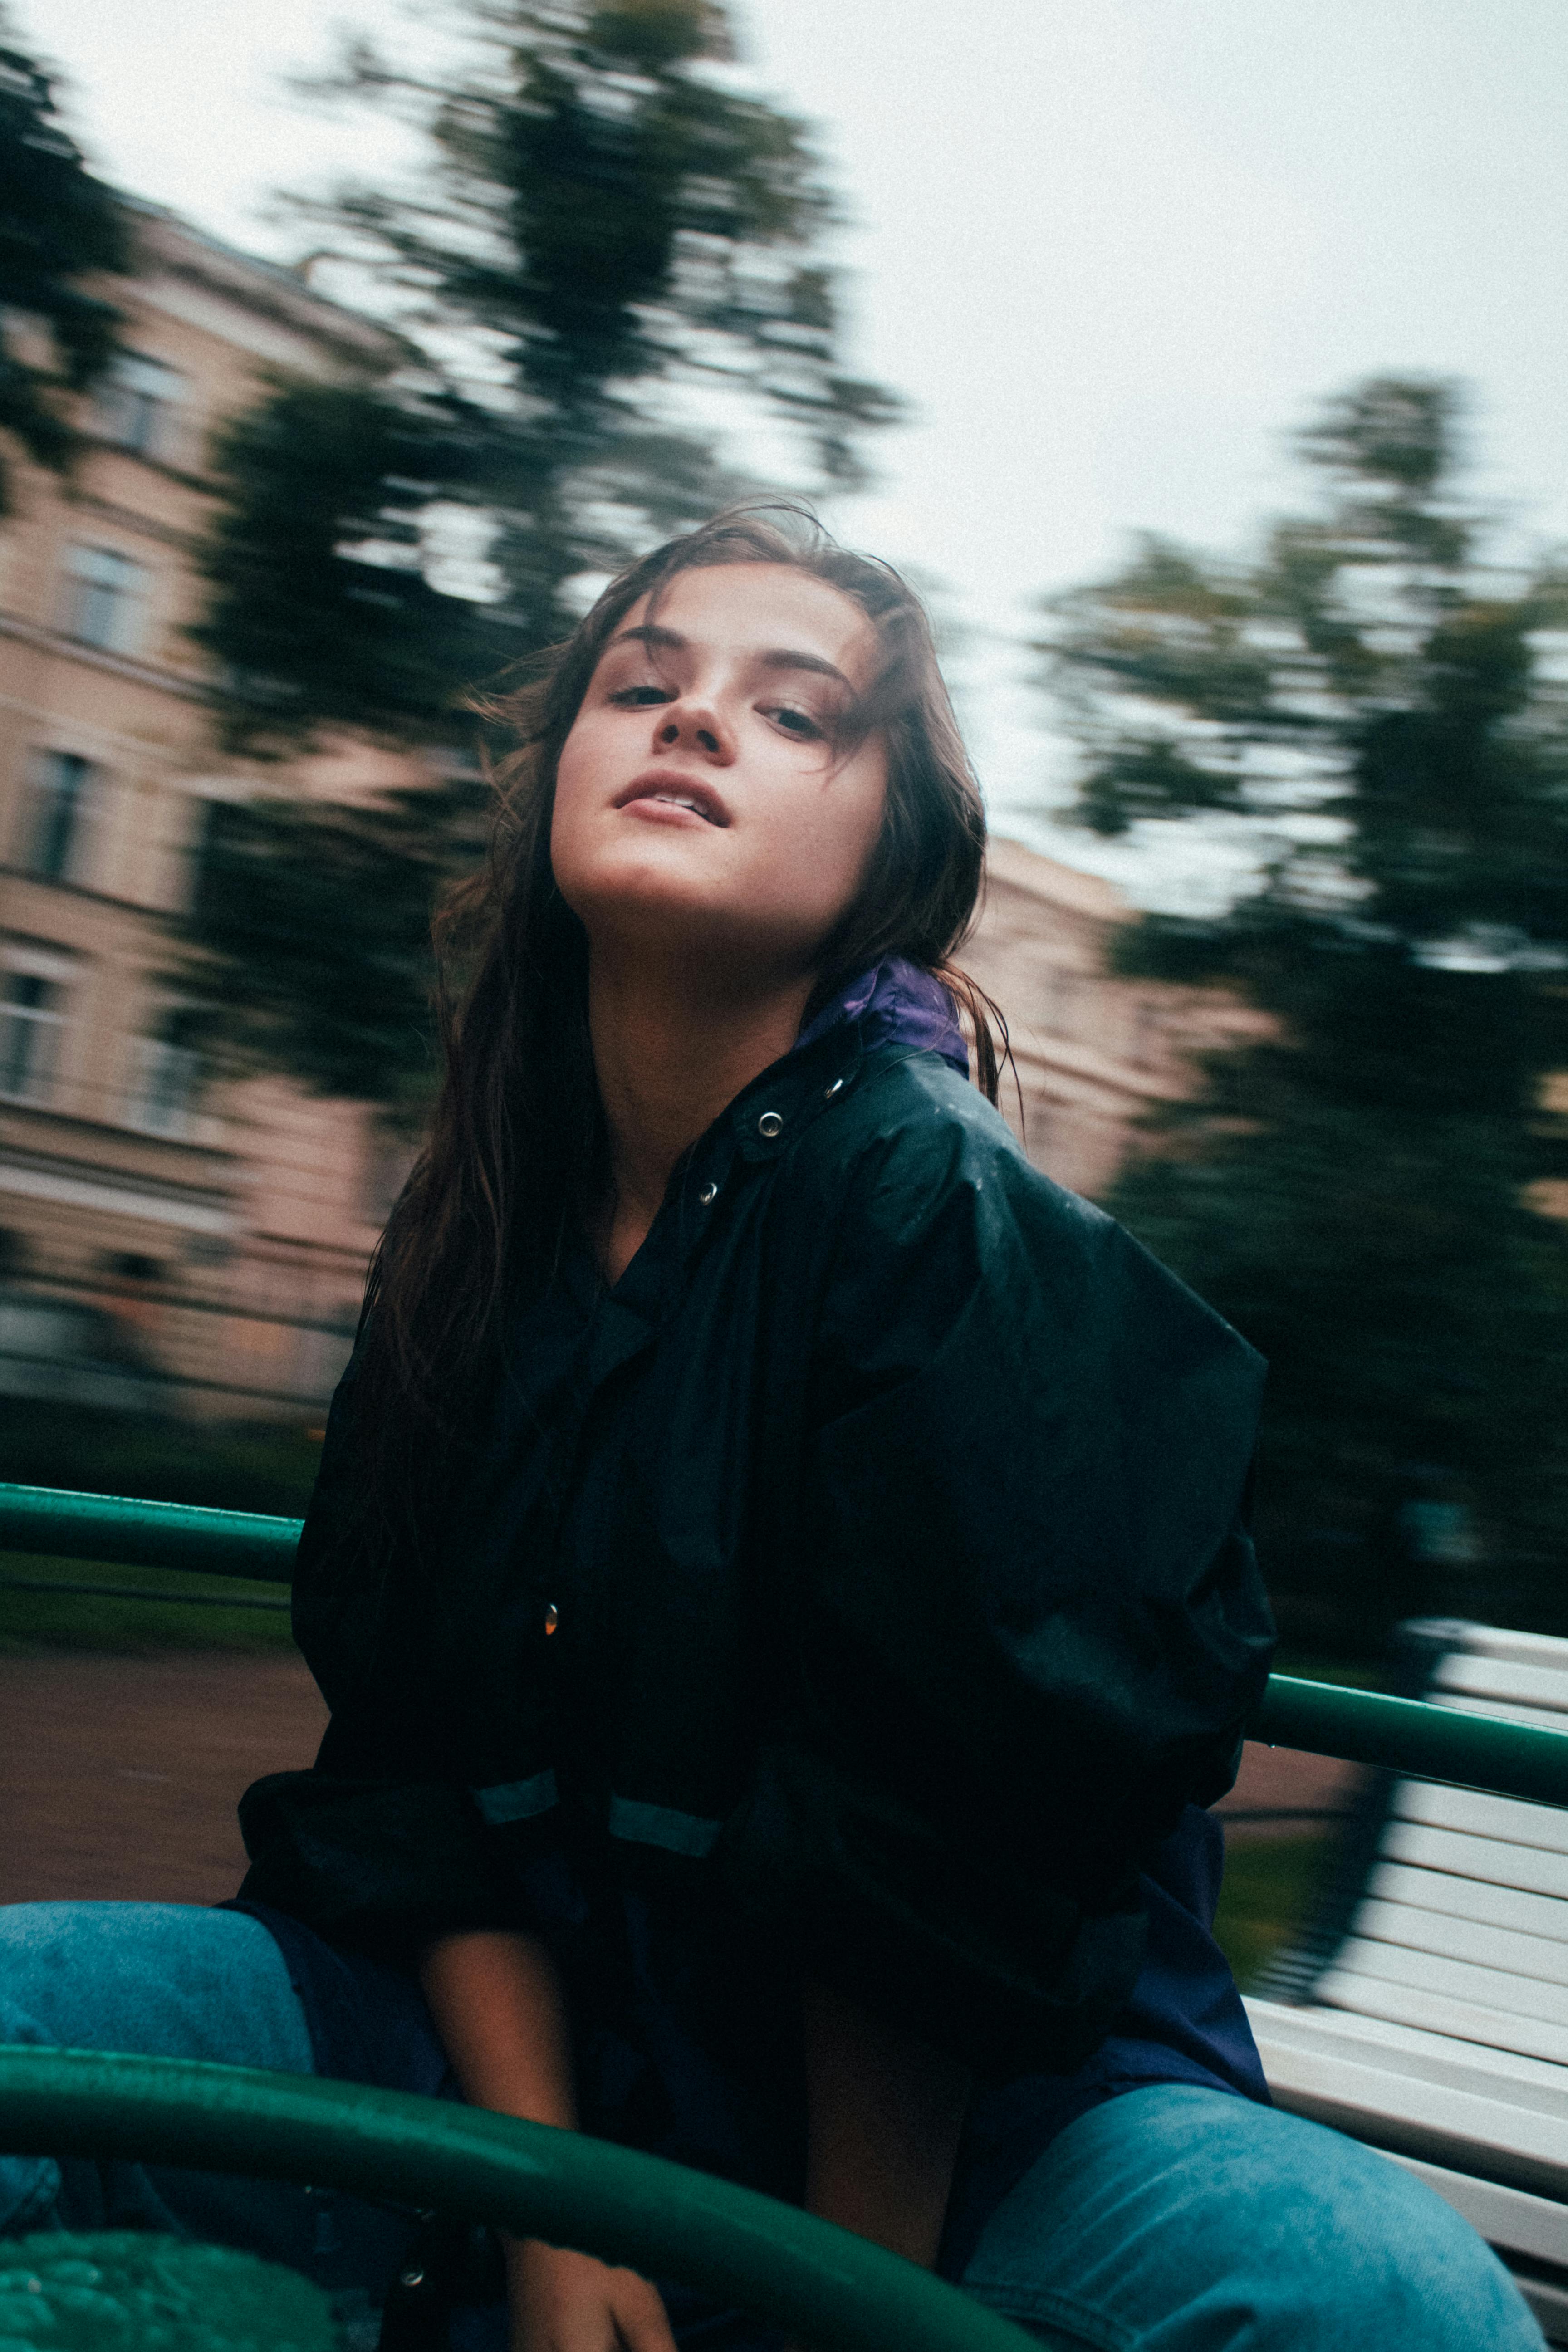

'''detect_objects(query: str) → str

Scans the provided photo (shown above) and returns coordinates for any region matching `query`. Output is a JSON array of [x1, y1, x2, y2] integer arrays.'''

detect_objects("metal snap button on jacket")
[[543, 1602, 559, 1637], [756, 1111, 784, 1138], [824, 1077, 845, 1101], [698, 1180, 719, 1205]]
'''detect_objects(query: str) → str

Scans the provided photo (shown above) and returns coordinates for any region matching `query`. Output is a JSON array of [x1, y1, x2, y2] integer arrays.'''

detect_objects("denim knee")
[[961, 2086, 1544, 2351], [0, 1901, 315, 2239], [1233, 2119, 1543, 2350], [0, 1902, 312, 2073]]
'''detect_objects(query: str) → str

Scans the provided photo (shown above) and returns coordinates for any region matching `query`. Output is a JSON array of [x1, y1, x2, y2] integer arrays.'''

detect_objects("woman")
[[0, 511, 1541, 2350]]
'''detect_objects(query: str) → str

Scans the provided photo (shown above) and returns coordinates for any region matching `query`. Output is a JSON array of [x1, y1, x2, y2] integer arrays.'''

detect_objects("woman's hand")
[[506, 2239, 677, 2352], [417, 1935, 676, 2347]]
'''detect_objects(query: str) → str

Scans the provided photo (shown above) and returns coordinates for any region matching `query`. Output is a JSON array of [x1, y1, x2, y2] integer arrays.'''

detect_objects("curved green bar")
[[0, 1481, 300, 1582], [0, 2047, 1034, 2352], [5, 1482, 1568, 1805], [1250, 1673, 1568, 1807]]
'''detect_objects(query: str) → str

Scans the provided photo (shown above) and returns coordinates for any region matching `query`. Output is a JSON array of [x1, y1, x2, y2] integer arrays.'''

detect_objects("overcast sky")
[[23, 0, 1568, 897]]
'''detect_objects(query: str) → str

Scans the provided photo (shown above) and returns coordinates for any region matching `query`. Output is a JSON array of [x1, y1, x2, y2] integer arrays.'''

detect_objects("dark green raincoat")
[[240, 1022, 1273, 2077]]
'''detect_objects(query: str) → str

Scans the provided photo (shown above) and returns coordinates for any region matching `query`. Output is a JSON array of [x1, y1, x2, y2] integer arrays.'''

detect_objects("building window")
[[127, 1005, 205, 1137], [183, 798, 223, 913], [13, 750, 101, 886], [103, 1250, 166, 1284], [93, 350, 185, 463], [62, 544, 147, 655], [0, 968, 68, 1103]]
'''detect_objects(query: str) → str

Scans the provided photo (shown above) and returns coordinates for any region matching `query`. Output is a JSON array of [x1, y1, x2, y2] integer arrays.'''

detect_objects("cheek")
[[782, 761, 886, 919], [548, 732, 596, 888]]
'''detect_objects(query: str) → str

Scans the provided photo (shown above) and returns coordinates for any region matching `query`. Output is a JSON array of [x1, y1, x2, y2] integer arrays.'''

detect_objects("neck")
[[588, 948, 814, 1281]]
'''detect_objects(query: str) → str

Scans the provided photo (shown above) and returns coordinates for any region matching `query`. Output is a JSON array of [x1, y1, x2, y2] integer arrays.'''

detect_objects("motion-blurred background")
[[2, 0, 1566, 1704]]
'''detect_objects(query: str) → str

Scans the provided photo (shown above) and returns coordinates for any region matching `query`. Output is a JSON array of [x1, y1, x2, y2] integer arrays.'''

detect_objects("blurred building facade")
[[0, 204, 1251, 1423], [0, 203, 426, 1418], [960, 833, 1263, 1198]]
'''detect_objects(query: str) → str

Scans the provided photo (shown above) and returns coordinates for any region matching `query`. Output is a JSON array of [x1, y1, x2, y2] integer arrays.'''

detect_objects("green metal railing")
[[0, 2046, 1035, 2352], [0, 1480, 299, 1612], [5, 1478, 1568, 1806], [5, 1478, 1568, 2342], [0, 1480, 300, 1584]]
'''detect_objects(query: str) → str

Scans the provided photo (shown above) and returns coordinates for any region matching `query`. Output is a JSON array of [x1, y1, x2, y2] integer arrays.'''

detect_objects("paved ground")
[[1216, 1736, 1363, 1841], [0, 1652, 328, 1906], [0, 1651, 1362, 1906]]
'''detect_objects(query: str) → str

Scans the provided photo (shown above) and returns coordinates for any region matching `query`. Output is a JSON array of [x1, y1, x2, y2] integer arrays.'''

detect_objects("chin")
[[557, 853, 728, 936]]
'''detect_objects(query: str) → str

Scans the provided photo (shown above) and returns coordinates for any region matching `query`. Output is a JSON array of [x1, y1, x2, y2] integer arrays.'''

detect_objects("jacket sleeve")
[[717, 1096, 1274, 2077], [236, 1340, 521, 1953]]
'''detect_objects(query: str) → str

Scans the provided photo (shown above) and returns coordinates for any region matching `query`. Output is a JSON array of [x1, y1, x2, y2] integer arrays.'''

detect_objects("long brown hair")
[[358, 506, 1001, 1517]]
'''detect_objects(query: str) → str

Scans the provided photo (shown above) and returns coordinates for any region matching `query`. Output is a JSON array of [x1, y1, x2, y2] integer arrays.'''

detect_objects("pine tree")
[[193, 0, 898, 747], [177, 0, 900, 1118], [182, 783, 488, 1127], [1039, 379, 1568, 1646], [0, 14, 130, 511]]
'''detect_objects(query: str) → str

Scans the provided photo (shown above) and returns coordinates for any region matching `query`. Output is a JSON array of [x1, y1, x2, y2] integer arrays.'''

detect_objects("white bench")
[[1242, 1620, 1568, 2343]]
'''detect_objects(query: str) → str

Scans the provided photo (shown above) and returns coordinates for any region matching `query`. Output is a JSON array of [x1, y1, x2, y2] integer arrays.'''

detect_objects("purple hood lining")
[[794, 955, 970, 1078]]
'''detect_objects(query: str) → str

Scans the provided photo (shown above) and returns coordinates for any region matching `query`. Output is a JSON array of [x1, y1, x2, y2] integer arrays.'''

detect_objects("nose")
[[654, 692, 735, 764]]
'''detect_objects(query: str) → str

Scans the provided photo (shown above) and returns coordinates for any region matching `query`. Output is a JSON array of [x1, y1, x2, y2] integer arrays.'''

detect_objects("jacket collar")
[[719, 956, 963, 1169], [537, 975, 949, 1319], [724, 1018, 867, 1167], [796, 956, 968, 1077], [663, 964, 967, 1267]]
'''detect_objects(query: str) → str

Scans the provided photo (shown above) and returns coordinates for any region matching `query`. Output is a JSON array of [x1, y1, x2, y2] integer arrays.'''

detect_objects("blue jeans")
[[0, 1901, 417, 2349], [0, 1902, 1544, 2350], [963, 2084, 1544, 2347]]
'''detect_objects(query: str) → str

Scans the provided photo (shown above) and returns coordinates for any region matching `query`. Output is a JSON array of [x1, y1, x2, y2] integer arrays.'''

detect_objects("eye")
[[609, 683, 675, 707], [764, 703, 824, 740]]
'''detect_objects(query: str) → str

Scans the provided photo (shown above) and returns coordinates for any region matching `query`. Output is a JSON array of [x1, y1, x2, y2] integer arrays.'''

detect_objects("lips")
[[615, 769, 730, 827]]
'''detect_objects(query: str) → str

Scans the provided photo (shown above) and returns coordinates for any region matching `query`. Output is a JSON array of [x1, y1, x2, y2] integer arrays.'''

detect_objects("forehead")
[[617, 564, 877, 682]]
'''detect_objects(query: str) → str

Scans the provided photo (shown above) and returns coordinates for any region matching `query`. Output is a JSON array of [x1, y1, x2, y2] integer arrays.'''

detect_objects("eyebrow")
[[607, 623, 853, 691]]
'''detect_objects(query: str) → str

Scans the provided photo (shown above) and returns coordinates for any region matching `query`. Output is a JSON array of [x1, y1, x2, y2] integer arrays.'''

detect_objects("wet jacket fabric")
[[235, 1798, 1268, 2321], [239, 974, 1274, 2080]]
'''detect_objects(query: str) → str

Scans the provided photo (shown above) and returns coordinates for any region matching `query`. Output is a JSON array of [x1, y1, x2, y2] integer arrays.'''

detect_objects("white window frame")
[[13, 749, 103, 887], [93, 349, 186, 464], [124, 998, 210, 1140], [0, 944, 75, 1107], [62, 544, 148, 657]]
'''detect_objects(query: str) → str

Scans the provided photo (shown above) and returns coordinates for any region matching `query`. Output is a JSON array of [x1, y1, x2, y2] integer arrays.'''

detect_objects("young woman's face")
[[550, 564, 888, 983]]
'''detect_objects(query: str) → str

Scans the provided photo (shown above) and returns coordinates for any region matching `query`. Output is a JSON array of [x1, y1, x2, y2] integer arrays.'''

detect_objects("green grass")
[[1212, 1833, 1335, 1992], [0, 1551, 295, 1656], [0, 1401, 315, 1654], [0, 1402, 323, 1519], [1269, 1650, 1383, 1692]]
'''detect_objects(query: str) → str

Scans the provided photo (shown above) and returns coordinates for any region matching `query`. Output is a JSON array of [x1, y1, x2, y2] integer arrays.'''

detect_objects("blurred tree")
[[192, 0, 898, 745], [184, 783, 489, 1128], [179, 0, 899, 1118], [0, 12, 130, 512], [1039, 377, 1568, 1644]]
